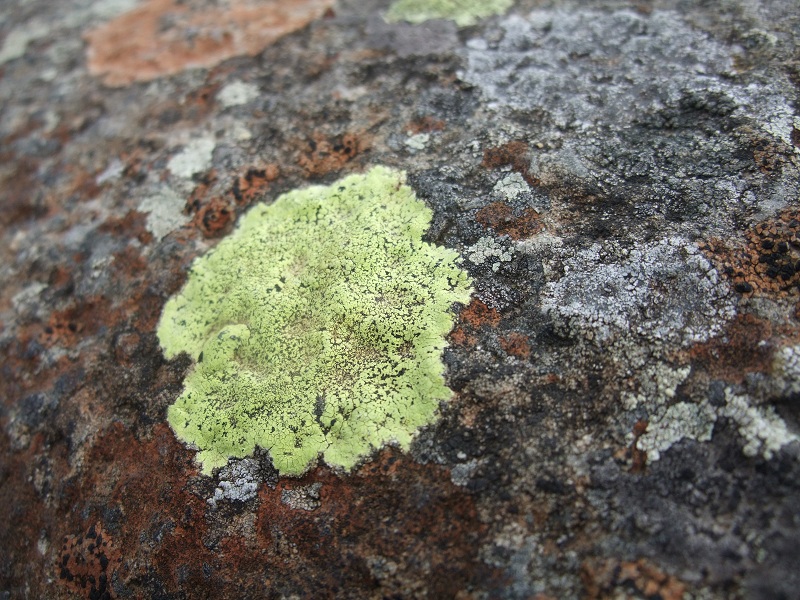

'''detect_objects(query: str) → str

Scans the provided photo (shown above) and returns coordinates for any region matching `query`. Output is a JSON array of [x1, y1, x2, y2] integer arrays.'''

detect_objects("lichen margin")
[[158, 166, 472, 475]]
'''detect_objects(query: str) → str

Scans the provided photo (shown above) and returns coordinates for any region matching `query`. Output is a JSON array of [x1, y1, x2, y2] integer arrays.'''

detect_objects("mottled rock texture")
[[1, 0, 799, 598]]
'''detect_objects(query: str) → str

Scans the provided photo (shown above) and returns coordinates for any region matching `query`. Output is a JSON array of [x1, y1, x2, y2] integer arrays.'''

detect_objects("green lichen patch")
[[158, 167, 472, 475], [385, 0, 514, 27]]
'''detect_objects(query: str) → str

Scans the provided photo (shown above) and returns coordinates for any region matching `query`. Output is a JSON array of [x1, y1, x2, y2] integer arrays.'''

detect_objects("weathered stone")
[[1, 0, 799, 598]]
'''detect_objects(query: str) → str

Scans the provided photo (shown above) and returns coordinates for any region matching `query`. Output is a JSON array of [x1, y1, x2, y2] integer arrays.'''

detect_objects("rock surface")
[[1, 0, 799, 598]]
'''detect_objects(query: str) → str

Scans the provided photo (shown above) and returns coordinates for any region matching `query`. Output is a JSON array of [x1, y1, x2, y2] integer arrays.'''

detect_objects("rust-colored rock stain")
[[407, 116, 445, 134], [231, 164, 280, 206], [499, 332, 532, 359], [183, 163, 280, 237], [476, 201, 543, 240], [451, 298, 501, 347], [36, 425, 496, 598], [254, 449, 499, 597], [84, 0, 335, 86], [482, 140, 539, 186], [685, 314, 776, 384], [194, 197, 234, 238]]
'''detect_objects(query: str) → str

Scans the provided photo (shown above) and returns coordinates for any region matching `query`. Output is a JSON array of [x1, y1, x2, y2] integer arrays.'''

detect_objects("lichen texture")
[[385, 0, 514, 27], [158, 167, 472, 475]]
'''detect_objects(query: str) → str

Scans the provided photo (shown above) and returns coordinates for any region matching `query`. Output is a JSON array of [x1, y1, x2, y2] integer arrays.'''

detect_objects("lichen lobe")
[[158, 166, 472, 475], [385, 0, 514, 27]]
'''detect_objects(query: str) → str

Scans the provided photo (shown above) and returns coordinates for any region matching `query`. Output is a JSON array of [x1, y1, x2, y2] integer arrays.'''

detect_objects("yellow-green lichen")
[[385, 0, 514, 27], [158, 166, 472, 475]]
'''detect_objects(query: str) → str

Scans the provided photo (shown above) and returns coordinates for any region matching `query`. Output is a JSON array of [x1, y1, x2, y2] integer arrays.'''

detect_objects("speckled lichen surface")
[[2, 0, 800, 598], [385, 0, 514, 26], [159, 167, 471, 474]]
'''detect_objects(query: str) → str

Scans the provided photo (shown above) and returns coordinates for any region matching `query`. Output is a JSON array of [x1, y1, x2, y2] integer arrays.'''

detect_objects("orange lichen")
[[298, 133, 366, 178], [182, 163, 279, 238], [231, 164, 279, 205], [476, 201, 543, 240], [85, 0, 335, 86], [582, 558, 686, 600], [193, 197, 234, 238], [59, 523, 122, 600], [701, 207, 800, 298]]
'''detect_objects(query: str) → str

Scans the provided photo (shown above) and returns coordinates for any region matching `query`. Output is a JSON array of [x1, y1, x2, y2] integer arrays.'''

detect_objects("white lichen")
[[167, 136, 216, 179], [207, 459, 261, 508], [623, 363, 691, 411], [774, 344, 800, 394], [404, 132, 430, 151], [634, 379, 799, 463], [450, 459, 480, 486], [96, 159, 125, 185], [138, 186, 190, 240], [0, 23, 51, 65], [11, 282, 48, 313], [467, 236, 514, 272], [720, 391, 798, 460], [280, 482, 323, 511], [493, 172, 530, 200], [217, 81, 260, 108], [638, 401, 717, 461]]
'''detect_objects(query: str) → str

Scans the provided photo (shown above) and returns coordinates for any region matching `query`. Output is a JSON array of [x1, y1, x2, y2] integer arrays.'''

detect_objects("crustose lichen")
[[158, 167, 472, 475]]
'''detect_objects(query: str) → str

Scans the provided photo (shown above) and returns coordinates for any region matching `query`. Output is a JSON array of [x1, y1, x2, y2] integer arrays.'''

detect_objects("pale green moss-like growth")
[[158, 167, 472, 475], [385, 0, 514, 27]]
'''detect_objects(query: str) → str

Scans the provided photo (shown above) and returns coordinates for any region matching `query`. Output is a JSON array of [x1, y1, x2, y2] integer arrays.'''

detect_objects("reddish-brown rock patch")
[[476, 201, 543, 240], [685, 314, 775, 384], [499, 332, 532, 359], [231, 164, 280, 206], [451, 298, 501, 348], [482, 140, 539, 186], [85, 0, 335, 86]]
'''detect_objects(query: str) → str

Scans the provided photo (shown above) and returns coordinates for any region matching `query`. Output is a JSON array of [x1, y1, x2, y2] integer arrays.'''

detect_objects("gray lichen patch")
[[207, 458, 262, 508], [493, 172, 529, 201], [138, 187, 190, 240], [775, 344, 800, 394], [637, 401, 718, 461], [280, 482, 322, 511], [466, 236, 514, 273], [217, 81, 260, 108], [462, 9, 796, 141], [721, 390, 799, 459], [167, 136, 216, 179], [542, 237, 735, 346]]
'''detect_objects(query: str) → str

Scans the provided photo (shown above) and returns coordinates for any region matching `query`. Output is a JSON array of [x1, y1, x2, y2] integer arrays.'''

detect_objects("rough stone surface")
[[1, 0, 799, 598]]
